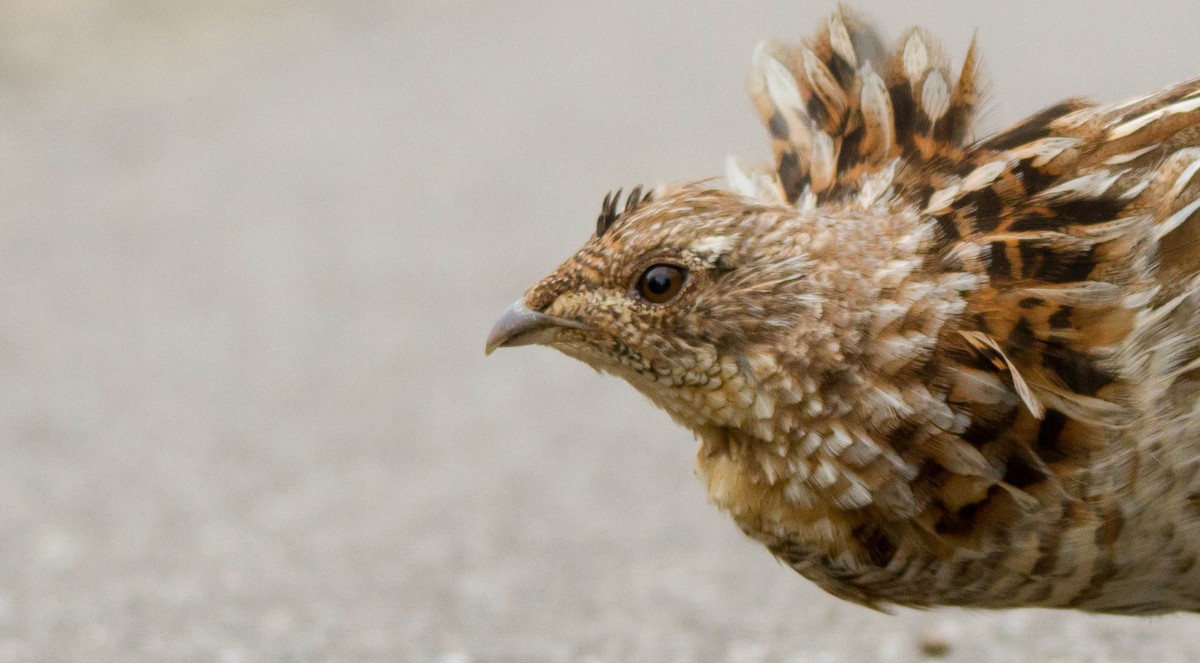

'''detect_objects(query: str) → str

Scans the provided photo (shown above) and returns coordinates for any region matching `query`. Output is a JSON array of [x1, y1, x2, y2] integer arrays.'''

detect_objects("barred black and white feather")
[[735, 8, 979, 207]]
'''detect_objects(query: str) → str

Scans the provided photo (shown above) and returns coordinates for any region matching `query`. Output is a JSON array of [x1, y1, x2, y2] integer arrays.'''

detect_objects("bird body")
[[488, 9, 1200, 613]]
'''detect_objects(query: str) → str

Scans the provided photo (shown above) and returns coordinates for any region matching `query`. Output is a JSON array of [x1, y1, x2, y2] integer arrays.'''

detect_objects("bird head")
[[485, 183, 887, 438]]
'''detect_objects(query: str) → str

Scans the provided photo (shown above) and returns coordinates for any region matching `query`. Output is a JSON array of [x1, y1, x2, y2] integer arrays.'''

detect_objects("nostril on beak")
[[525, 294, 553, 313]]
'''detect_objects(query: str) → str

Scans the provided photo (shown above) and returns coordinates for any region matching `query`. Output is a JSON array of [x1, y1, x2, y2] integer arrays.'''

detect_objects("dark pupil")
[[646, 268, 674, 294]]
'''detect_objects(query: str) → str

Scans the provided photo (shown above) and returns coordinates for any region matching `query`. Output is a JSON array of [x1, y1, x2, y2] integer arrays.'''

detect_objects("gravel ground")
[[2, 1, 1200, 661]]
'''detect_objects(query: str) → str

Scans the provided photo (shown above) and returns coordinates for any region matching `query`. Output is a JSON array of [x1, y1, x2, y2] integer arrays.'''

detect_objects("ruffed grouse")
[[486, 9, 1200, 613]]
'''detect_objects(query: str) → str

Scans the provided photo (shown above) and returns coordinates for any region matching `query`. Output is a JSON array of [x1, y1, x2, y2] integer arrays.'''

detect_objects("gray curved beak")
[[485, 299, 590, 355]]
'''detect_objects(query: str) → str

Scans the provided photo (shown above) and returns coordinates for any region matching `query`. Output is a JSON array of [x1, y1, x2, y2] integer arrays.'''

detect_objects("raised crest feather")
[[746, 8, 980, 204], [596, 185, 654, 238]]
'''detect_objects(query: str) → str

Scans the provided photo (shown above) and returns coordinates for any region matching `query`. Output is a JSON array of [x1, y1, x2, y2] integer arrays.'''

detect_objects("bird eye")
[[636, 264, 688, 304]]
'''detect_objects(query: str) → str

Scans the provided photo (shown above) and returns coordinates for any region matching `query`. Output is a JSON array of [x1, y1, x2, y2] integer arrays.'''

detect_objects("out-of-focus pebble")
[[918, 629, 952, 658]]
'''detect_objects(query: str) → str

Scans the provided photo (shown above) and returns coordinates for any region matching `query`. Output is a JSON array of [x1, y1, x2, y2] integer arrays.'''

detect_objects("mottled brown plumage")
[[487, 8, 1200, 613]]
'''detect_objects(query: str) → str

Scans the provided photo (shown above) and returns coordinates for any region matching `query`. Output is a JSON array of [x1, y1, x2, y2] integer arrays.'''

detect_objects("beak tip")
[[485, 299, 537, 355]]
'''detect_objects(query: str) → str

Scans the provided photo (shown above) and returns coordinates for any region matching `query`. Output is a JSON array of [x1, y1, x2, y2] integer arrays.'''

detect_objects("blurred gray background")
[[1, 1, 1199, 661]]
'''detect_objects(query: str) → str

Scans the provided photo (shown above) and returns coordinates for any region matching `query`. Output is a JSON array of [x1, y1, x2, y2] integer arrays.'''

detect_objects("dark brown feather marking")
[[768, 110, 790, 140], [1010, 212, 1063, 232], [1043, 245, 1097, 282], [778, 151, 804, 201], [1011, 161, 1059, 194], [1035, 410, 1069, 459], [980, 100, 1090, 152], [961, 188, 1005, 232], [855, 525, 899, 568], [1045, 197, 1130, 225], [934, 214, 961, 242], [1043, 347, 1115, 395], [1002, 454, 1048, 489], [1049, 305, 1073, 329], [987, 241, 1013, 279], [1008, 317, 1036, 349]]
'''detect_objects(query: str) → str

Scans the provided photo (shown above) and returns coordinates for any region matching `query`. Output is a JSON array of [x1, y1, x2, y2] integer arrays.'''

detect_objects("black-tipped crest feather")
[[596, 185, 654, 237]]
